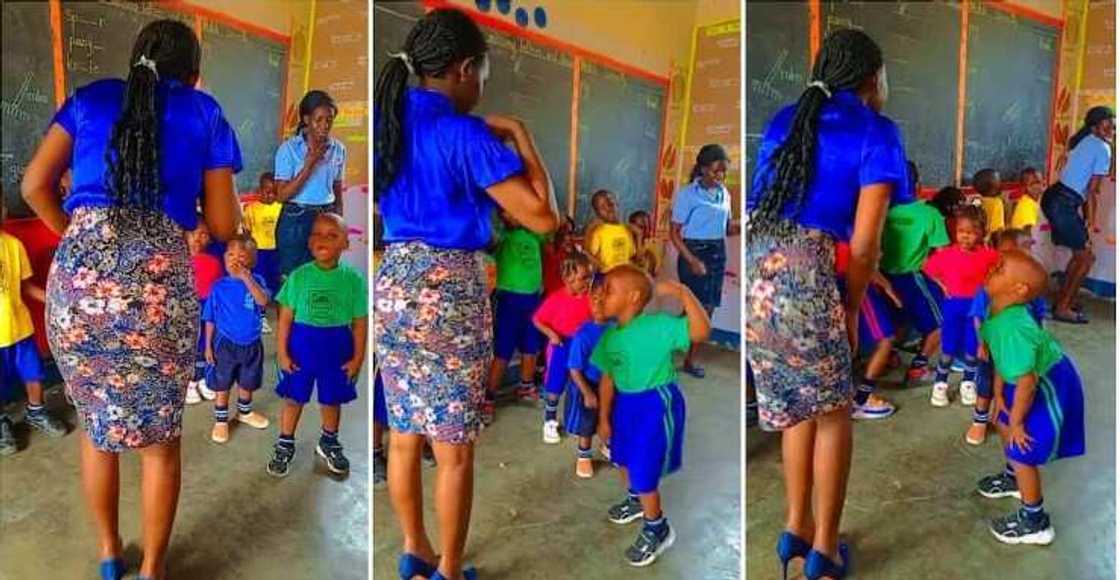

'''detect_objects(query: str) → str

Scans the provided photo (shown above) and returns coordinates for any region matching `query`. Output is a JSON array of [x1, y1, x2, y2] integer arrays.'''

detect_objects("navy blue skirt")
[[677, 239, 725, 311]]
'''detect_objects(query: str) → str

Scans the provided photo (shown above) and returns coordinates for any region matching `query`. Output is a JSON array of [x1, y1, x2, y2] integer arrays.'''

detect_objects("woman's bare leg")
[[137, 438, 182, 579], [79, 433, 122, 560]]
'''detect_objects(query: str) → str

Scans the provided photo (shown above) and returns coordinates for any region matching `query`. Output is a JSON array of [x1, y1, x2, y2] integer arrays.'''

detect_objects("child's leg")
[[855, 339, 894, 411], [519, 353, 538, 386], [279, 400, 304, 442], [79, 433, 122, 560], [431, 440, 475, 579], [320, 404, 341, 439], [214, 391, 231, 421], [486, 357, 508, 395], [1011, 461, 1042, 505], [374, 422, 385, 451], [388, 432, 437, 568], [137, 438, 182, 579], [25, 380, 45, 406]]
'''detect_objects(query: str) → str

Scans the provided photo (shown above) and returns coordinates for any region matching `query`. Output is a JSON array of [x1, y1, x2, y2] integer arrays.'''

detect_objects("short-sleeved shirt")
[[747, 90, 912, 239], [880, 201, 951, 274], [922, 245, 1000, 298], [495, 227, 544, 294], [192, 253, 223, 300], [243, 200, 282, 250], [532, 287, 592, 339], [378, 88, 524, 250], [980, 304, 1064, 382], [273, 134, 346, 205], [980, 196, 1006, 232], [202, 275, 269, 345], [587, 223, 635, 271], [590, 313, 691, 393], [1060, 134, 1112, 198], [1011, 196, 1041, 230], [567, 320, 610, 384], [51, 79, 242, 231], [0, 232, 35, 347], [969, 288, 1047, 326], [276, 261, 368, 327], [671, 179, 731, 240]]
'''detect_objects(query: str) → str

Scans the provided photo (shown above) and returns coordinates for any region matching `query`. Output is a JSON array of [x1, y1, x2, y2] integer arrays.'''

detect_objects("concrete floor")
[[373, 344, 743, 579], [0, 309, 370, 579], [747, 299, 1116, 579]]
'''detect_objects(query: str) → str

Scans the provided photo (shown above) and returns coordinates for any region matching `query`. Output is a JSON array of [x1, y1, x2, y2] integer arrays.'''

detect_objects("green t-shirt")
[[980, 304, 1064, 382], [494, 227, 544, 294], [277, 261, 368, 327], [590, 312, 691, 393], [880, 201, 950, 274]]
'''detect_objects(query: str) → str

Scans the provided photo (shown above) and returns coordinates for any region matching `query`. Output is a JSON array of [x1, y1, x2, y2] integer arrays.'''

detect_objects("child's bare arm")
[[1007, 372, 1038, 452], [533, 317, 563, 345], [204, 321, 216, 364], [239, 271, 270, 306], [342, 316, 368, 380], [277, 306, 297, 372], [597, 372, 616, 442], [22, 280, 46, 304], [656, 281, 711, 342], [569, 369, 598, 408]]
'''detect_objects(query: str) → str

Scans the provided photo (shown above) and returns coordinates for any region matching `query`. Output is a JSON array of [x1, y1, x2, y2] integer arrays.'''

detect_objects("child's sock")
[[237, 398, 252, 415], [963, 356, 979, 383], [320, 428, 339, 445], [854, 380, 874, 406], [745, 400, 758, 411], [972, 408, 989, 425], [373, 445, 385, 457], [518, 380, 535, 391], [628, 490, 640, 503], [544, 398, 558, 423], [643, 513, 668, 534], [935, 357, 951, 383], [25, 403, 45, 419], [577, 444, 593, 459], [1020, 498, 1046, 521], [910, 354, 929, 370], [277, 434, 296, 450], [1004, 462, 1017, 480], [214, 405, 229, 423]]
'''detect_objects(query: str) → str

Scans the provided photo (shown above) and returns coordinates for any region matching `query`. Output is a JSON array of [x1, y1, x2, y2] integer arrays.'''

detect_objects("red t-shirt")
[[834, 241, 851, 275], [192, 253, 223, 299], [533, 287, 592, 338], [541, 245, 566, 296], [922, 245, 999, 298]]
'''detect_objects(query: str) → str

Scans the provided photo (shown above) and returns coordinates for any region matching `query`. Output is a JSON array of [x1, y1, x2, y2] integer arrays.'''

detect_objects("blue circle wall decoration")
[[515, 7, 529, 27], [475, 0, 492, 12], [496, 0, 511, 15], [533, 6, 547, 28]]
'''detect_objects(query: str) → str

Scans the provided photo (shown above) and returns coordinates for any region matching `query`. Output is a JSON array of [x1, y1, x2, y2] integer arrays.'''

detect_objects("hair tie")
[[134, 55, 159, 79], [807, 80, 832, 99], [388, 51, 415, 76]]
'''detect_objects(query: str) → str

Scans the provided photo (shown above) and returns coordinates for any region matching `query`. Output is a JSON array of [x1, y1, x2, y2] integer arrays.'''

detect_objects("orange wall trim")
[[987, 1, 1065, 29], [955, 0, 970, 184], [49, 0, 65, 107], [568, 57, 582, 218], [809, 0, 821, 61], [167, 1, 292, 43]]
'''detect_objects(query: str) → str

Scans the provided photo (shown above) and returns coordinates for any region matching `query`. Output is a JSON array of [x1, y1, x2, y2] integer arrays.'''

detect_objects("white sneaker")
[[959, 381, 978, 406], [851, 398, 896, 420], [542, 420, 561, 444], [197, 379, 216, 401], [930, 382, 950, 407], [185, 382, 202, 405], [261, 317, 273, 334]]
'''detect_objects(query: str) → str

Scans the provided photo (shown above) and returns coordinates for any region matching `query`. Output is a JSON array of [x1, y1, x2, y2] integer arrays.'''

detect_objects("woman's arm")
[[1085, 174, 1104, 232], [333, 179, 344, 216], [726, 216, 742, 237], [275, 138, 326, 202], [846, 183, 893, 351], [484, 116, 558, 235], [21, 125, 73, 235], [202, 168, 240, 242], [657, 280, 712, 342], [670, 223, 704, 275]]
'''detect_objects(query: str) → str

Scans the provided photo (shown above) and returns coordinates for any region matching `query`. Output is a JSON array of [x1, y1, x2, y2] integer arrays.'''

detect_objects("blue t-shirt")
[[51, 79, 242, 231], [201, 275, 269, 345], [747, 90, 912, 239], [378, 88, 524, 251], [1059, 134, 1112, 199], [969, 288, 1047, 326], [274, 134, 347, 205], [567, 320, 610, 384], [671, 179, 732, 240]]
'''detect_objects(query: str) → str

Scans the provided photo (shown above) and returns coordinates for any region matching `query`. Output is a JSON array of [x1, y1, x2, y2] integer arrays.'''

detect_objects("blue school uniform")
[[564, 321, 610, 437], [941, 297, 979, 361], [836, 278, 896, 354], [202, 275, 269, 391], [969, 289, 1048, 398], [1, 338, 44, 402], [886, 272, 945, 335], [494, 291, 544, 360], [543, 340, 572, 397], [374, 370, 388, 426]]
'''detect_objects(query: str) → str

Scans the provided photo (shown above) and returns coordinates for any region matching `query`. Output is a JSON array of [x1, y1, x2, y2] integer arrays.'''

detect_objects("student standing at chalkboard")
[[373, 8, 557, 580], [585, 189, 637, 272], [670, 143, 738, 378], [273, 90, 346, 278], [1042, 106, 1114, 324], [746, 30, 909, 579], [20, 20, 241, 580]]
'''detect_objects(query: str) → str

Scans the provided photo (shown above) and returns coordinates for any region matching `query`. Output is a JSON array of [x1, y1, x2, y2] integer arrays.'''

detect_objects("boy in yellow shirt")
[[1011, 167, 1044, 238], [975, 168, 1006, 235], [1, 196, 67, 455], [243, 172, 283, 294], [586, 190, 636, 272]]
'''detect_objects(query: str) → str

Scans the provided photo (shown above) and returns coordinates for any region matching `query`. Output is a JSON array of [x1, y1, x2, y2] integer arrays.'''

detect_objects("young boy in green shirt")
[[267, 213, 368, 478], [592, 265, 711, 566]]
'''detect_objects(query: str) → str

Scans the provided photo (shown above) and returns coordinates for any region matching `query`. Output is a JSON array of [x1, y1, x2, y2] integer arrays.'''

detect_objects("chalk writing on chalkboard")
[[750, 49, 802, 105], [1, 73, 50, 123], [66, 13, 107, 75]]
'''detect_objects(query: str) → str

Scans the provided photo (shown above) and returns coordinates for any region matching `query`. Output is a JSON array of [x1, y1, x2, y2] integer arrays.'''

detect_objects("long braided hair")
[[373, 8, 488, 199], [1068, 105, 1114, 149], [106, 19, 200, 218], [748, 29, 883, 234]]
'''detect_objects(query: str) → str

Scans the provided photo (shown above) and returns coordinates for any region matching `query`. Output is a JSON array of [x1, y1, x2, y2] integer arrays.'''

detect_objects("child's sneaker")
[[197, 379, 216, 401], [0, 417, 16, 456], [235, 411, 270, 429], [599, 443, 612, 462], [316, 438, 350, 475], [977, 472, 1021, 499], [542, 420, 561, 444], [517, 384, 539, 402], [989, 509, 1054, 545], [959, 381, 978, 406], [850, 395, 896, 420], [210, 422, 229, 444], [373, 449, 388, 489], [261, 317, 273, 334], [576, 457, 594, 479], [906, 365, 933, 383], [965, 422, 988, 446], [25, 410, 67, 437], [185, 382, 202, 405], [930, 382, 950, 407], [626, 522, 676, 567], [481, 398, 496, 426], [608, 495, 644, 524], [267, 443, 295, 477]]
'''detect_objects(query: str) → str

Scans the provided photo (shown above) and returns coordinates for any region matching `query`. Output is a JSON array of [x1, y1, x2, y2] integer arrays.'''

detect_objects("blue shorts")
[[887, 272, 944, 336], [373, 371, 388, 425], [277, 323, 358, 406], [543, 340, 572, 397], [1041, 183, 1089, 251], [493, 290, 543, 360], [253, 248, 282, 295], [208, 335, 263, 391], [858, 286, 896, 352], [1, 337, 44, 396], [976, 359, 994, 399], [998, 356, 1085, 466], [563, 375, 599, 437], [940, 297, 978, 360], [611, 383, 686, 494]]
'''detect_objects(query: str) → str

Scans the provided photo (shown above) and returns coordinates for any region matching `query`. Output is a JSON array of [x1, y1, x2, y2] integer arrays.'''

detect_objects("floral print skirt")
[[374, 241, 492, 445], [744, 226, 853, 432], [46, 208, 197, 452]]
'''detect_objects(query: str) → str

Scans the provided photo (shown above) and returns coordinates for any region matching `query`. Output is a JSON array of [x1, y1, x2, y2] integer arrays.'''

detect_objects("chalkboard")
[[372, 2, 424, 83], [575, 61, 665, 227], [201, 20, 288, 192], [964, 3, 1058, 180], [824, 0, 960, 186], [2, 1, 56, 217], [745, 1, 809, 185]]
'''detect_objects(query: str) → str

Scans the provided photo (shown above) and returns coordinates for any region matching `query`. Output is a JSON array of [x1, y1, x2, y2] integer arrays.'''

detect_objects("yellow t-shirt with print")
[[980, 196, 1006, 232], [243, 201, 282, 250], [587, 223, 636, 271], [0, 231, 35, 347]]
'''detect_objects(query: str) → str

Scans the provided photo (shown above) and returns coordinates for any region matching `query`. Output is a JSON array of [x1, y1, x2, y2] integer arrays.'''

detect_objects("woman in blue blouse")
[[22, 21, 241, 580], [373, 9, 557, 580], [746, 30, 909, 579], [274, 89, 346, 277]]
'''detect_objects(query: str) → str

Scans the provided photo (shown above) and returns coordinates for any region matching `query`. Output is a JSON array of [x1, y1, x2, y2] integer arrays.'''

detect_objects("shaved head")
[[314, 212, 347, 233], [1003, 249, 1048, 301], [605, 264, 653, 308]]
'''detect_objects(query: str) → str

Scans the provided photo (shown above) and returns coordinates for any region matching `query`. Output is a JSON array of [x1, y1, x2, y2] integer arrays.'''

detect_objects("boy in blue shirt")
[[565, 282, 612, 479], [203, 237, 272, 444]]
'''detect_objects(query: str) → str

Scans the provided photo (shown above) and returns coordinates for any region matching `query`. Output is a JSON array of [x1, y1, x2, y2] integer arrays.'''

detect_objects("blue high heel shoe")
[[776, 531, 812, 580], [804, 543, 850, 580], [99, 558, 126, 580], [429, 566, 478, 580], [399, 553, 438, 579]]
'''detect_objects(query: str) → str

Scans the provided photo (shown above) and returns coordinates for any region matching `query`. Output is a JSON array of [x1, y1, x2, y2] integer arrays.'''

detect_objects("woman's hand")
[[845, 308, 859, 353], [305, 137, 328, 167], [484, 115, 525, 141], [688, 257, 707, 276]]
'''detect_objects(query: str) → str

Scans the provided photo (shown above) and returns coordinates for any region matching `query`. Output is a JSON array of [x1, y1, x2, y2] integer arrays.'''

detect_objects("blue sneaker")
[[625, 522, 676, 567], [99, 557, 125, 580], [608, 495, 643, 524], [990, 508, 1054, 545]]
